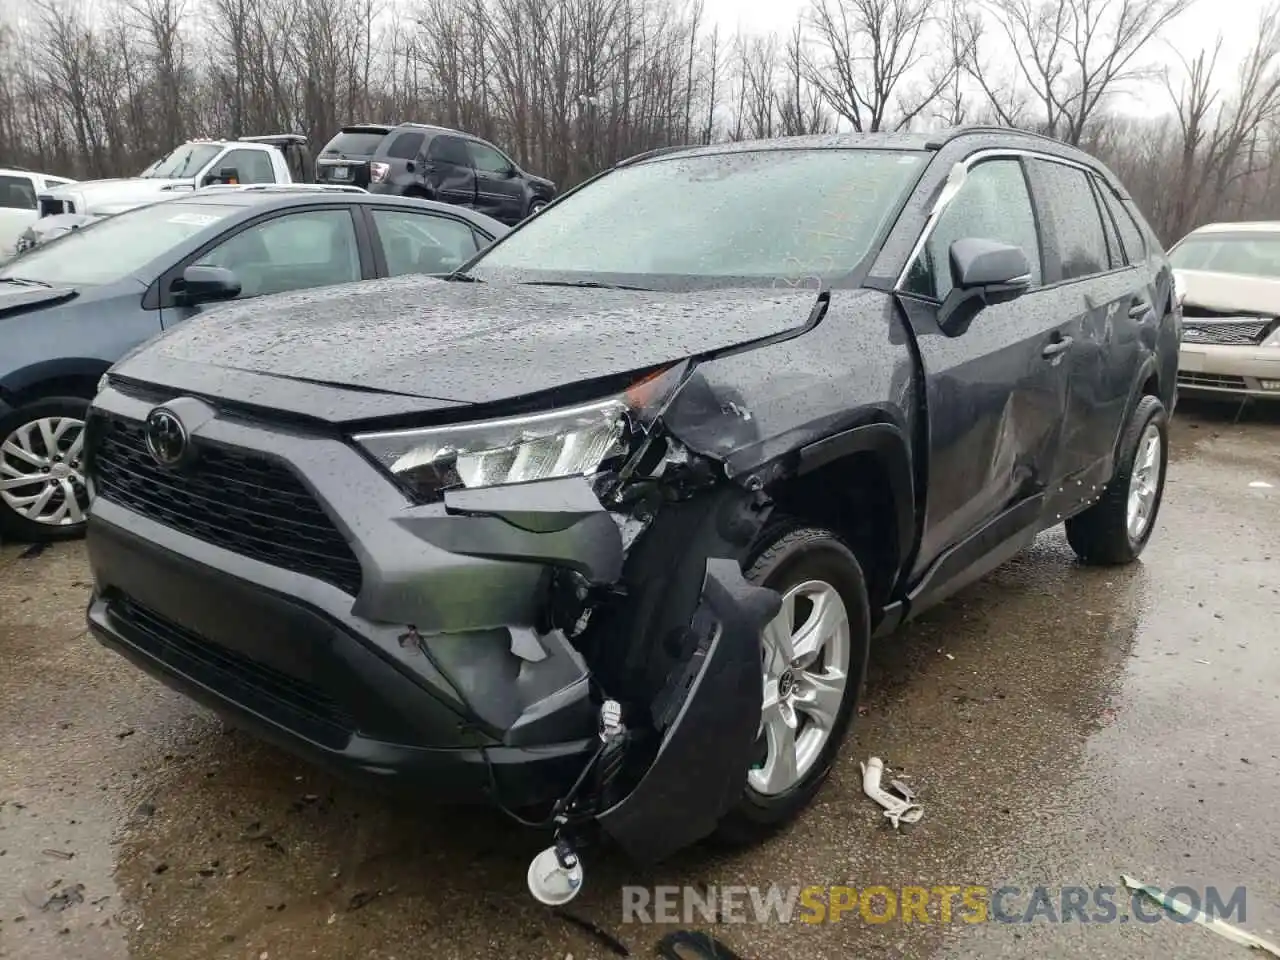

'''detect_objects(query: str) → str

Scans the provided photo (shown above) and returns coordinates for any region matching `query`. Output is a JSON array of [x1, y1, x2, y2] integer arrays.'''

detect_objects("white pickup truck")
[[0, 168, 77, 261], [37, 134, 311, 219]]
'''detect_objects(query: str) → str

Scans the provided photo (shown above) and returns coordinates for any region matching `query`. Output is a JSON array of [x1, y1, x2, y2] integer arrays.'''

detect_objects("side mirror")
[[938, 238, 1032, 336], [176, 265, 241, 304]]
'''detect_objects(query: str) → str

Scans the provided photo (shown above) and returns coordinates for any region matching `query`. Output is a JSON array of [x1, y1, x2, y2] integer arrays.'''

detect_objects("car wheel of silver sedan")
[[0, 397, 92, 542]]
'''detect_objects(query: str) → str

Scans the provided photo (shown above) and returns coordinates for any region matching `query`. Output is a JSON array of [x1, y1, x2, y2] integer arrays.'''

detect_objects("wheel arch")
[[765, 423, 915, 615], [0, 359, 109, 409]]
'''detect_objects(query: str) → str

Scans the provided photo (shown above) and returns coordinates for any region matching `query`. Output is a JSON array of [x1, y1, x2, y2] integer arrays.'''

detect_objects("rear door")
[[424, 135, 476, 207], [1024, 158, 1149, 511], [896, 155, 1071, 586], [468, 140, 525, 224], [365, 206, 486, 277]]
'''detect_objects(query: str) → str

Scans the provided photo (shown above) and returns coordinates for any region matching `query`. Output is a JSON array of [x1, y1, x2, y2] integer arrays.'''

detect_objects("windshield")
[[1169, 232, 1280, 279], [142, 144, 223, 179], [468, 148, 928, 287], [0, 201, 232, 285]]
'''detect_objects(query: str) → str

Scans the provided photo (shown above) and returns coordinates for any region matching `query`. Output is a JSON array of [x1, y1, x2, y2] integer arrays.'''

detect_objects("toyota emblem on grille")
[[144, 407, 189, 467]]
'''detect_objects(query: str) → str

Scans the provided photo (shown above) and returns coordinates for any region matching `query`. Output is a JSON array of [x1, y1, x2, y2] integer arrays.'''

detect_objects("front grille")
[[110, 594, 356, 748], [92, 416, 363, 595], [1178, 372, 1249, 389], [1181, 318, 1275, 346]]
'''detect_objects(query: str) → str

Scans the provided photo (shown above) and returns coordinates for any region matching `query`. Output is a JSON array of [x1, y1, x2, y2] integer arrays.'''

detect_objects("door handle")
[[1042, 335, 1073, 358], [1129, 299, 1151, 319]]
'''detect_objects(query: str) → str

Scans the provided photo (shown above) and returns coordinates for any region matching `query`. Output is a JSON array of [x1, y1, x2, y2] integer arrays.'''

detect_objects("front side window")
[[196, 209, 361, 298], [1033, 160, 1111, 282], [213, 149, 275, 184], [0, 200, 234, 285], [1168, 232, 1280, 279], [470, 148, 928, 286], [903, 159, 1042, 301], [469, 142, 514, 175], [0, 175, 36, 210], [143, 144, 223, 179], [372, 208, 480, 276]]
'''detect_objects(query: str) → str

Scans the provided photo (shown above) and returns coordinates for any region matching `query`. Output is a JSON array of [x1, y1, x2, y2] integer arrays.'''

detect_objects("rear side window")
[[385, 132, 425, 160], [1032, 160, 1110, 281], [1098, 187, 1146, 264], [903, 158, 1042, 301], [0, 175, 36, 210], [1090, 179, 1124, 269], [323, 129, 389, 157], [427, 136, 471, 166]]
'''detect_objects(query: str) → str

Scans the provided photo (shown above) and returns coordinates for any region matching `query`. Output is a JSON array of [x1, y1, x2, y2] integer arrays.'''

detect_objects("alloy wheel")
[[0, 416, 89, 527], [748, 579, 851, 797], [1125, 422, 1162, 540]]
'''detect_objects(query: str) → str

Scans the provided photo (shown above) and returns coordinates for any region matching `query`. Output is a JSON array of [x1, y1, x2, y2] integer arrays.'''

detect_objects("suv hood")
[[1175, 268, 1280, 316], [113, 275, 821, 419]]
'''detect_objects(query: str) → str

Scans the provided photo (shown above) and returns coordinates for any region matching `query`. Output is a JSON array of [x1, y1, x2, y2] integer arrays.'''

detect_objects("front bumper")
[[84, 384, 779, 855], [1178, 344, 1280, 398]]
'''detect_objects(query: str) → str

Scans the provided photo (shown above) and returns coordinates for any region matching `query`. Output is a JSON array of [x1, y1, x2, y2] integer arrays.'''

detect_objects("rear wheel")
[[715, 522, 870, 844], [0, 397, 92, 542], [1065, 394, 1169, 565]]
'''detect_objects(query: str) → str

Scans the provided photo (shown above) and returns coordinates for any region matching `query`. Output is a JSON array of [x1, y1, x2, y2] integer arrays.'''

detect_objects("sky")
[[697, 0, 1270, 118]]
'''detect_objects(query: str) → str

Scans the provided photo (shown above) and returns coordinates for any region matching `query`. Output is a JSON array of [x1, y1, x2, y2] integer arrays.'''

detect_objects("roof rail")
[[924, 124, 1068, 150]]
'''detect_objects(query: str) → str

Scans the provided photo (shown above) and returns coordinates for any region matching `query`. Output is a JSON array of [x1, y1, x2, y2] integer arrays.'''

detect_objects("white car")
[[1167, 221, 1280, 400], [37, 134, 310, 218], [0, 168, 76, 261]]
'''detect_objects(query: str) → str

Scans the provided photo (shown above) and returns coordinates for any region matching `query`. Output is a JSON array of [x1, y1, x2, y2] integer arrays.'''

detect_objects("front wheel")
[[714, 522, 870, 845], [0, 397, 92, 542], [526, 200, 548, 218], [1065, 394, 1169, 565]]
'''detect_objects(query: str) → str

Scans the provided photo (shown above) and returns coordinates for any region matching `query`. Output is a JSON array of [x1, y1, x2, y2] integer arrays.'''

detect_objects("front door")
[[896, 156, 1073, 588]]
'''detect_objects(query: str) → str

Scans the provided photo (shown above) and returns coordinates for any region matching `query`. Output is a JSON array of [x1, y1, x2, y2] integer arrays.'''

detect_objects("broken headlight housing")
[[354, 364, 687, 503]]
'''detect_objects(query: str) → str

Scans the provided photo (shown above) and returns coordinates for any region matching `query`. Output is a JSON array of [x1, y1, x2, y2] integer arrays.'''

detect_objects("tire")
[[0, 396, 93, 543], [1065, 394, 1169, 565], [714, 521, 871, 845], [526, 200, 547, 218]]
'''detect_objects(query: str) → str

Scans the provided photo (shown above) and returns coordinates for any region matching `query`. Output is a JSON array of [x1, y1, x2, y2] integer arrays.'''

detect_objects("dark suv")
[[315, 123, 556, 226], [84, 128, 1179, 893]]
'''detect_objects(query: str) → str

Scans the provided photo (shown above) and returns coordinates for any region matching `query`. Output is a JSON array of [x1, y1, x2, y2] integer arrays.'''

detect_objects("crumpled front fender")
[[595, 557, 779, 863]]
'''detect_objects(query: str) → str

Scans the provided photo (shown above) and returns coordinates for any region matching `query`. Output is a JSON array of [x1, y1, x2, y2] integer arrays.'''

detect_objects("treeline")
[[2, 0, 1279, 244]]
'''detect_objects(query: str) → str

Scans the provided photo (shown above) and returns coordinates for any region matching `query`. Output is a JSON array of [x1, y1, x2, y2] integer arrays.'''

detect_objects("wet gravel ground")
[[1, 399, 1278, 960]]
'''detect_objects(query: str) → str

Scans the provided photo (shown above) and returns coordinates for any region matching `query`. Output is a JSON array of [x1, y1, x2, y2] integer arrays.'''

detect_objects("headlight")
[[97, 373, 110, 394], [1264, 324, 1280, 347], [354, 364, 687, 502]]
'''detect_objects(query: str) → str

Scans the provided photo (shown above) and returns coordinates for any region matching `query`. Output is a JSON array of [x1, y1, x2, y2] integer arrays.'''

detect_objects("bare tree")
[[804, 0, 954, 132], [975, 0, 1194, 144]]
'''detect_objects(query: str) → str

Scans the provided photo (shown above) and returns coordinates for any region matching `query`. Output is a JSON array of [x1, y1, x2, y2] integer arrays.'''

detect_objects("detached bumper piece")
[[595, 558, 780, 863]]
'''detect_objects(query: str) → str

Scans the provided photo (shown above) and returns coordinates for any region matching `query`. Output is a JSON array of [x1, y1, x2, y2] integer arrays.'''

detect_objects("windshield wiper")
[[0, 277, 53, 288], [448, 272, 483, 283], [519, 279, 651, 291]]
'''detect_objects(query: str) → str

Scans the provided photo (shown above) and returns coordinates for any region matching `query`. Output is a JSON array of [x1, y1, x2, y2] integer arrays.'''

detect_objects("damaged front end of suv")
[[350, 359, 789, 865], [83, 349, 808, 899]]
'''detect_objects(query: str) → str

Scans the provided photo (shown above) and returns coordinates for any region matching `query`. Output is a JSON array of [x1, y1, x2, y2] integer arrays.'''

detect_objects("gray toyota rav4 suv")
[[83, 127, 1180, 901]]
